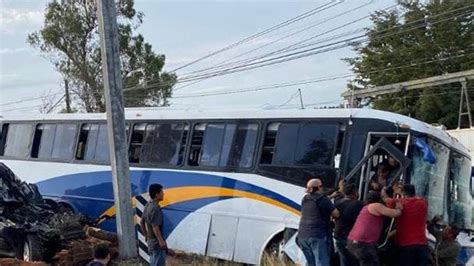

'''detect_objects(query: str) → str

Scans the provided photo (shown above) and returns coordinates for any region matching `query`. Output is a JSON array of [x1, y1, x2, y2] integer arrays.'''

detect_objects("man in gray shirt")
[[140, 183, 167, 266]]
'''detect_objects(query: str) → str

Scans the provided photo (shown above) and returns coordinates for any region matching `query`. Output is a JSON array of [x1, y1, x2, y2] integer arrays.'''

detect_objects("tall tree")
[[28, 0, 177, 112], [345, 1, 473, 128]]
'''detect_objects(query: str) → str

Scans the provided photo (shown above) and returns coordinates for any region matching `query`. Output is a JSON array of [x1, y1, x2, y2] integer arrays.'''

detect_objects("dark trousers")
[[398, 245, 433, 266], [347, 241, 379, 266], [335, 238, 359, 266]]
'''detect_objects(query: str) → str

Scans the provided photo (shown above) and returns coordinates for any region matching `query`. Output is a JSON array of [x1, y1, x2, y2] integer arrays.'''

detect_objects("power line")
[[176, 8, 473, 82], [170, 1, 342, 72], [0, 92, 63, 107], [170, 53, 472, 99], [183, 1, 381, 76], [113, 4, 473, 94]]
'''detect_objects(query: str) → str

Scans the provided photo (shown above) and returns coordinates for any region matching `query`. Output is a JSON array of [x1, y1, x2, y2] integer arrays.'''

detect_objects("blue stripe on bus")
[[35, 170, 301, 232]]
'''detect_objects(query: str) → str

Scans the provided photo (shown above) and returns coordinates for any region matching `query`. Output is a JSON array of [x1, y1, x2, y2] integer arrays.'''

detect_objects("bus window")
[[201, 124, 226, 167], [224, 123, 258, 168], [188, 123, 206, 166], [3, 124, 34, 159], [410, 139, 450, 221], [52, 124, 77, 159], [129, 123, 146, 163], [0, 124, 6, 156], [140, 123, 188, 166], [295, 123, 338, 166], [189, 122, 258, 168], [76, 124, 110, 163], [448, 153, 472, 228], [262, 122, 339, 167], [32, 124, 55, 158], [260, 123, 279, 164], [32, 124, 77, 160], [94, 124, 110, 162]]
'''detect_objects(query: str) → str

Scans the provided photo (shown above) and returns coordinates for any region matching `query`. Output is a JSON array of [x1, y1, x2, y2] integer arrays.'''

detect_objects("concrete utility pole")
[[96, 0, 137, 258], [298, 88, 305, 109], [64, 78, 71, 113]]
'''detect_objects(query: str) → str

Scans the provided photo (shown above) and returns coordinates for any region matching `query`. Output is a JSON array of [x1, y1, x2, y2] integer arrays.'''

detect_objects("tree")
[[28, 0, 177, 112], [345, 1, 473, 129]]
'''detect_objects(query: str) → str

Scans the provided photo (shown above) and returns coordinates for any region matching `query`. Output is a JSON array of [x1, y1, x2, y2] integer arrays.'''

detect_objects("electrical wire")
[[170, 1, 342, 72]]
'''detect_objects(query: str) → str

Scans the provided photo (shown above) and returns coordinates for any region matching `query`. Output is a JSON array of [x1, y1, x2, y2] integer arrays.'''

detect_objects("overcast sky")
[[0, 0, 397, 114]]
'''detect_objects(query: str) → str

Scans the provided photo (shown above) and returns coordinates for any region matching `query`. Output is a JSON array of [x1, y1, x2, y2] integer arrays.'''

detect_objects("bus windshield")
[[409, 138, 473, 229]]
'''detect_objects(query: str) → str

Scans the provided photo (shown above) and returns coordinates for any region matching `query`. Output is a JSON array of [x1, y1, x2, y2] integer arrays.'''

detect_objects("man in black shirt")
[[141, 183, 167, 266], [334, 183, 363, 266], [298, 178, 340, 266]]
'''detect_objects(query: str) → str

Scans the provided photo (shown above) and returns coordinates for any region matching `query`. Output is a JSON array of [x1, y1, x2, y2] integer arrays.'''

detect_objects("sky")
[[0, 0, 397, 114]]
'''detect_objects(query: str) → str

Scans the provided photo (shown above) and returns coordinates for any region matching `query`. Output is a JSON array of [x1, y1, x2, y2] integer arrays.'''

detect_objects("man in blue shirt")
[[298, 178, 340, 266]]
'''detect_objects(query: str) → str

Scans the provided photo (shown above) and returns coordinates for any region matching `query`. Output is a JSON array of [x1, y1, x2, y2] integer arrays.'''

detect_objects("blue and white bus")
[[0, 108, 472, 264]]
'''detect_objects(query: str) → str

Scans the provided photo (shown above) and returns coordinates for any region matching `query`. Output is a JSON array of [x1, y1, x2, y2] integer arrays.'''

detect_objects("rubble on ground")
[[0, 163, 119, 265]]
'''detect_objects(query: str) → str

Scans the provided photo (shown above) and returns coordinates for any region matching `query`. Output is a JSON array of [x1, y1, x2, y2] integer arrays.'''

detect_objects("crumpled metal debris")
[[0, 163, 90, 262]]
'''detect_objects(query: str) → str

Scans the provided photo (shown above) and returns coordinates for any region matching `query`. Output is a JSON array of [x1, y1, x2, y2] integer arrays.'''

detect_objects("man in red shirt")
[[387, 184, 433, 266]]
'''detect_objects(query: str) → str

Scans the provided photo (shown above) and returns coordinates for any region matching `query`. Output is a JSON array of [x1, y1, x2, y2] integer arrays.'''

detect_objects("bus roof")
[[1, 108, 470, 157]]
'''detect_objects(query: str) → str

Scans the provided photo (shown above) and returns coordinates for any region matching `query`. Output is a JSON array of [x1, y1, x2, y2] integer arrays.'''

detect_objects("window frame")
[[184, 119, 261, 171], [258, 120, 340, 168], [127, 120, 190, 168]]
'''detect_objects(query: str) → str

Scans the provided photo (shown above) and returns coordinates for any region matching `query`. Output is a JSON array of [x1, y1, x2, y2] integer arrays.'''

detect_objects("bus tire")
[[23, 234, 43, 262]]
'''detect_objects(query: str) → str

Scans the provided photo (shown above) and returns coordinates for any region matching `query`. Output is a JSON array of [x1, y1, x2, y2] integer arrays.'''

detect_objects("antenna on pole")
[[298, 88, 305, 109]]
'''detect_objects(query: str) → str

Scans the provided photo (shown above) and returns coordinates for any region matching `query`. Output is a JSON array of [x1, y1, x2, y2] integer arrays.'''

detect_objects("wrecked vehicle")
[[0, 163, 87, 261]]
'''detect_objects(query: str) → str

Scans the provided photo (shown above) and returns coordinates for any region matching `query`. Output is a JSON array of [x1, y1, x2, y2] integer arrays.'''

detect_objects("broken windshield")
[[449, 153, 473, 229], [409, 138, 450, 222]]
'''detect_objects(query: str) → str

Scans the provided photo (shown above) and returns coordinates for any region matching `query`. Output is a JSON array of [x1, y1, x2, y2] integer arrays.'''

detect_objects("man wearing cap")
[[297, 178, 340, 266]]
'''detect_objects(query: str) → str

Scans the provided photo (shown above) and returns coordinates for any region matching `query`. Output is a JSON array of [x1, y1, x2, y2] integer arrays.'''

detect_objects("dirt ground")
[[114, 252, 293, 266]]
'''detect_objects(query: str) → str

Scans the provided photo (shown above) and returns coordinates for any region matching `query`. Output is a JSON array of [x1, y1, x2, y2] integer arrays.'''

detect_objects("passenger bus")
[[0, 108, 472, 264]]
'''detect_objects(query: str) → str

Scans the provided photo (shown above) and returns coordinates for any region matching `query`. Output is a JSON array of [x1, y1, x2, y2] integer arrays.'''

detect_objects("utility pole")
[[96, 0, 137, 258], [64, 78, 71, 113], [298, 88, 305, 109]]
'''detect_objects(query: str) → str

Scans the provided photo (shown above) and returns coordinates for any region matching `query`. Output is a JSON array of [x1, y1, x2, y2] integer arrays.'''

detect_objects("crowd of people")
[[298, 177, 461, 266]]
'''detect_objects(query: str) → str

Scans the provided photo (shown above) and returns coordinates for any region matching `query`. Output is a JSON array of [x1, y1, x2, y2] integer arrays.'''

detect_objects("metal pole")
[[298, 88, 305, 109], [96, 0, 137, 258]]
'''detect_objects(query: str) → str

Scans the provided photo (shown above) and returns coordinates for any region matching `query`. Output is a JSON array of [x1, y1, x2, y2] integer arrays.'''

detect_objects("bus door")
[[345, 132, 410, 199], [344, 133, 411, 249]]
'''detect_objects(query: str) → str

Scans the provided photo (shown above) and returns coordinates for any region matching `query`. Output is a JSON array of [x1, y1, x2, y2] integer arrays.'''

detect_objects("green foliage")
[[28, 0, 176, 112], [345, 1, 474, 128]]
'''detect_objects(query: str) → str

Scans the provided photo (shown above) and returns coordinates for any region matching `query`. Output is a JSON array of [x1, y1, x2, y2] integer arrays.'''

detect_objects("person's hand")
[[381, 186, 388, 199], [159, 239, 167, 250], [338, 179, 346, 192]]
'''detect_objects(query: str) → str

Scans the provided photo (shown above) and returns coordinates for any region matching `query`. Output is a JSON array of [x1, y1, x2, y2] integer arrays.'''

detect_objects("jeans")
[[335, 239, 359, 266], [398, 245, 433, 266], [298, 236, 330, 266], [149, 249, 166, 266], [347, 241, 379, 266]]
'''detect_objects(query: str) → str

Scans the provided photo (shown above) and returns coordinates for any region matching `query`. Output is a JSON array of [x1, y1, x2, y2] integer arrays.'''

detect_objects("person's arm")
[[152, 225, 167, 250], [368, 203, 401, 218], [140, 219, 147, 238], [150, 209, 167, 249], [323, 197, 340, 219]]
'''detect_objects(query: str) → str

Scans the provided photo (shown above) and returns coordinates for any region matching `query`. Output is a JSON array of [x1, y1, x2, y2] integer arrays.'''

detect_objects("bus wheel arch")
[[56, 201, 75, 214], [261, 228, 296, 263]]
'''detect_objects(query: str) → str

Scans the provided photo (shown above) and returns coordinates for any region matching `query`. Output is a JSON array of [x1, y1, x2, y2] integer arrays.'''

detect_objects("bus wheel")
[[23, 235, 43, 262]]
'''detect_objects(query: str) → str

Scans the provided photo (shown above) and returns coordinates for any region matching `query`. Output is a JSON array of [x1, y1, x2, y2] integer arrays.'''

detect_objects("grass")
[[113, 251, 295, 266]]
